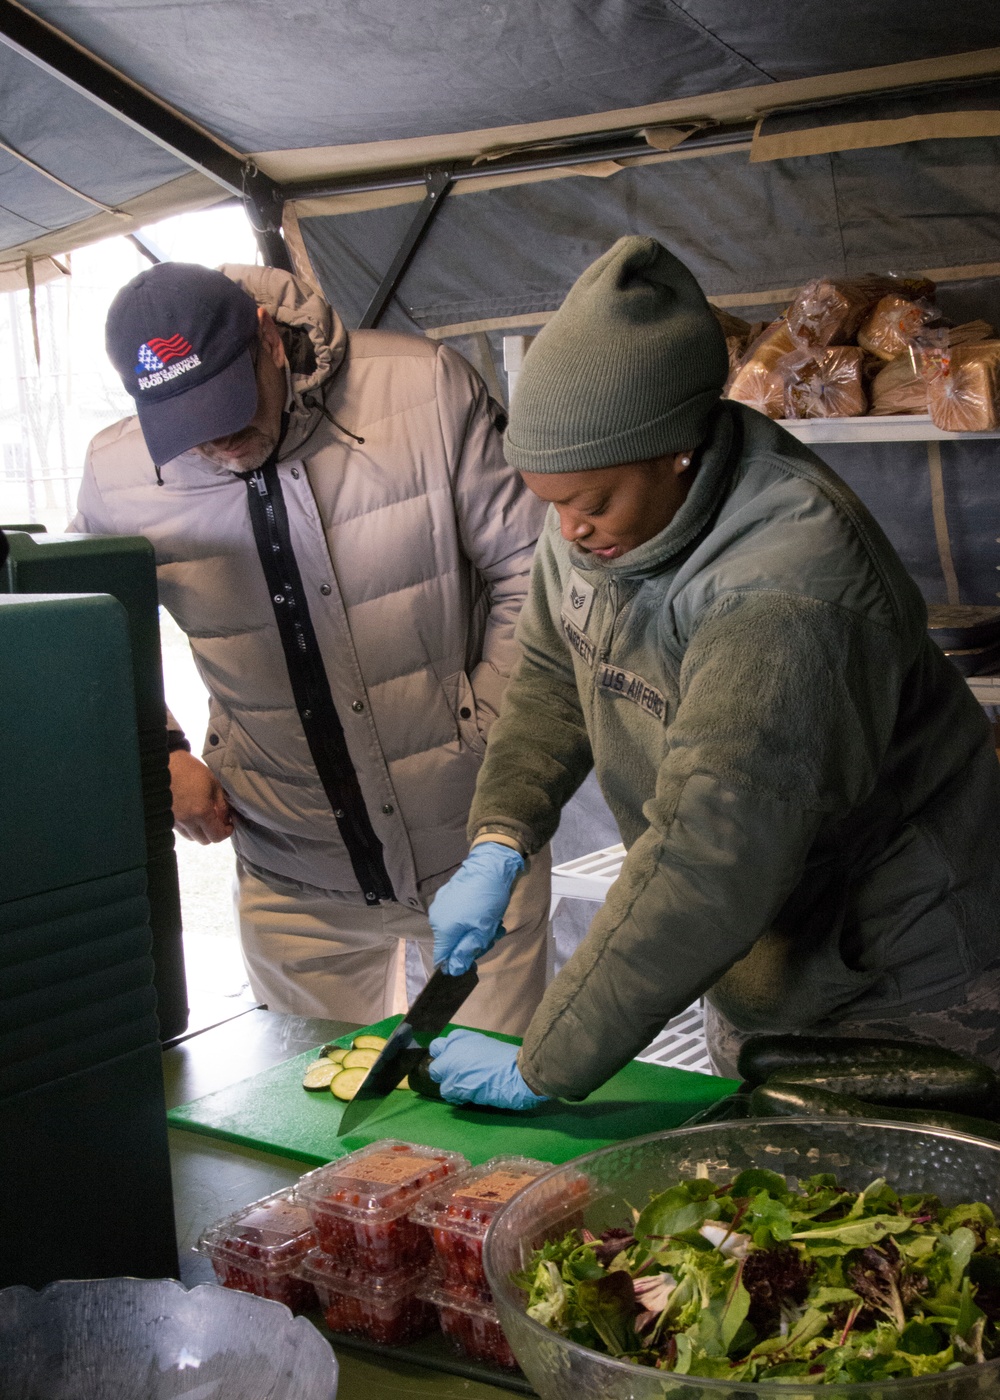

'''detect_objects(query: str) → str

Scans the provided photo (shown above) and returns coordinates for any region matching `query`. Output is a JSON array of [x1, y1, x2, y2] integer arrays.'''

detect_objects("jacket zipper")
[[243, 460, 394, 905]]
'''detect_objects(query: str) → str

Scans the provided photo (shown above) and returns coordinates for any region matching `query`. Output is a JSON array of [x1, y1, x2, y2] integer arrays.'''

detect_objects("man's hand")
[[168, 749, 235, 844]]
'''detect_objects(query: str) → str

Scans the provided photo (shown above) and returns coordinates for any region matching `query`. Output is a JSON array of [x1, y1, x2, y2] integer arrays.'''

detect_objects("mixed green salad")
[[515, 1171, 1000, 1383]]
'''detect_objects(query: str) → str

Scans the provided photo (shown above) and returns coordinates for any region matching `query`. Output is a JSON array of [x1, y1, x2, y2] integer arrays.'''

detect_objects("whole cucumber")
[[749, 1080, 1000, 1142], [683, 1092, 752, 1126], [737, 1034, 998, 1107], [759, 1060, 997, 1115]]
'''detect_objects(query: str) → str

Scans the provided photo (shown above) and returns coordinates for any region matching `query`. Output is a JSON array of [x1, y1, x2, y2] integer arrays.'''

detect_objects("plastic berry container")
[[196, 1188, 318, 1311], [296, 1248, 436, 1346], [409, 1156, 547, 1300], [419, 1280, 520, 1370], [296, 1139, 468, 1274]]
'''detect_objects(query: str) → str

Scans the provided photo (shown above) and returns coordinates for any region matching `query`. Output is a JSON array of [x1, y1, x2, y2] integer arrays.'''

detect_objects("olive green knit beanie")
[[505, 236, 729, 474]]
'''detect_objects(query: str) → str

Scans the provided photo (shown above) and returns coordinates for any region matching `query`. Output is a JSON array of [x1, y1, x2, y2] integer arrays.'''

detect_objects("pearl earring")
[[679, 454, 692, 468]]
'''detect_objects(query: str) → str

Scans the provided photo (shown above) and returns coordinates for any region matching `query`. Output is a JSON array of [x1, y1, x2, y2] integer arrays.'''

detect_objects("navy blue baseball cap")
[[106, 262, 260, 467]]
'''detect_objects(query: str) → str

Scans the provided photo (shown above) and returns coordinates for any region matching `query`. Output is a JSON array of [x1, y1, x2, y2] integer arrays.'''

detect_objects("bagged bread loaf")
[[781, 346, 867, 419], [725, 320, 796, 418], [857, 295, 934, 360], [943, 318, 995, 347], [870, 354, 927, 415], [859, 299, 994, 362], [786, 274, 935, 348], [923, 341, 1000, 432], [712, 308, 753, 373]]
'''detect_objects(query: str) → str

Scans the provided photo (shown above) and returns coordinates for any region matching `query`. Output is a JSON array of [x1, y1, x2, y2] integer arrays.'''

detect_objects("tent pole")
[[358, 169, 453, 329]]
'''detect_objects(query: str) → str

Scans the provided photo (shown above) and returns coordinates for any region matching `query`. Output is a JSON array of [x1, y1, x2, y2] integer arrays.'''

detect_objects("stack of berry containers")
[[410, 1156, 549, 1370], [196, 1188, 318, 1312], [294, 1139, 468, 1345]]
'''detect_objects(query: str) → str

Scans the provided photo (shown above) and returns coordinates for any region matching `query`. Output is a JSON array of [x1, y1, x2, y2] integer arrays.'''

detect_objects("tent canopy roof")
[[3, 0, 1000, 267]]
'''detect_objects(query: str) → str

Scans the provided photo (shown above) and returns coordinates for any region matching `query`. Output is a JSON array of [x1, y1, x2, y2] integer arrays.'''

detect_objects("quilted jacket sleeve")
[[68, 435, 189, 749], [467, 522, 595, 850], [436, 345, 547, 728], [67, 439, 112, 535]]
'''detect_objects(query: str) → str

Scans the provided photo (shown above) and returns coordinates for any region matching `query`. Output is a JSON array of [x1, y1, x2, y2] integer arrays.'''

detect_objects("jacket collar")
[[570, 403, 740, 582]]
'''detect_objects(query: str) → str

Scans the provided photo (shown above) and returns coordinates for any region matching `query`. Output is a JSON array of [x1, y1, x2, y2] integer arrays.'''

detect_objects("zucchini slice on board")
[[330, 1067, 369, 1101], [342, 1047, 380, 1070], [319, 1045, 348, 1064], [302, 1061, 341, 1091], [750, 1080, 1000, 1142], [352, 1034, 388, 1052]]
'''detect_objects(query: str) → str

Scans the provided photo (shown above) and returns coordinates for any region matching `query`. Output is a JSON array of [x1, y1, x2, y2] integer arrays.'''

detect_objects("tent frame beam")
[[0, 0, 292, 268], [284, 124, 751, 203], [358, 168, 454, 328]]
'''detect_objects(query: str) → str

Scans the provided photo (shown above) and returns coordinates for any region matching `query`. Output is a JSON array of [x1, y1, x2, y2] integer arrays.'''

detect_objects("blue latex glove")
[[429, 1029, 550, 1109], [429, 841, 525, 974]]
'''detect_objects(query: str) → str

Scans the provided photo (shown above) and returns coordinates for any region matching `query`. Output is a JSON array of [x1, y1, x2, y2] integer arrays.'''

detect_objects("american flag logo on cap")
[[135, 333, 193, 375]]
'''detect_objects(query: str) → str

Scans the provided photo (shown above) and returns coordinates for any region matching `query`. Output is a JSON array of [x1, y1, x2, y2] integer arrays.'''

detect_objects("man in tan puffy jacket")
[[71, 260, 550, 1032]]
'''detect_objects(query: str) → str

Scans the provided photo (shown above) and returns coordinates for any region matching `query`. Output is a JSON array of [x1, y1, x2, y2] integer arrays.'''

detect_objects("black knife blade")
[[336, 964, 479, 1136]]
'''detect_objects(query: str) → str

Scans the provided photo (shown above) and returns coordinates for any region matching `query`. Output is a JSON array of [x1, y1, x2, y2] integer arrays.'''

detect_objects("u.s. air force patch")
[[560, 568, 597, 665], [596, 664, 667, 721]]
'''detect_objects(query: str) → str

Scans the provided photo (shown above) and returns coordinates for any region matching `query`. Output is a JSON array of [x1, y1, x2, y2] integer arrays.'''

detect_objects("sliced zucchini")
[[319, 1045, 348, 1064], [342, 1047, 379, 1070], [330, 1066, 370, 1101], [302, 1061, 341, 1090], [352, 1034, 388, 1052]]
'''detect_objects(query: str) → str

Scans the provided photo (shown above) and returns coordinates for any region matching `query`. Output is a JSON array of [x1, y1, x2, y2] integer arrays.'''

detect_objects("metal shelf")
[[967, 675, 1000, 705], [779, 414, 1000, 444]]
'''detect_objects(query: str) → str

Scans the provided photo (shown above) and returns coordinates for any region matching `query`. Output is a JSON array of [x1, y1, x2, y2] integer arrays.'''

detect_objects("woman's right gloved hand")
[[429, 841, 525, 974]]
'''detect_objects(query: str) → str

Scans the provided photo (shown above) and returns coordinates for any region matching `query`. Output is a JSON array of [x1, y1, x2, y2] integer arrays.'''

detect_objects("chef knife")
[[336, 964, 479, 1136]]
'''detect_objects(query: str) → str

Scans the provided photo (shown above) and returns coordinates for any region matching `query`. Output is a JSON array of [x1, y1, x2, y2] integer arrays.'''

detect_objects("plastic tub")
[[296, 1248, 436, 1346], [297, 1139, 468, 1274], [410, 1155, 548, 1299], [196, 1188, 318, 1311], [484, 1119, 1000, 1400], [0, 1278, 338, 1400], [419, 1278, 520, 1370]]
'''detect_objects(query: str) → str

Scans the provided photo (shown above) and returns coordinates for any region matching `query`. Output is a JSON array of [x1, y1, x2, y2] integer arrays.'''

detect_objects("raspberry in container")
[[409, 1155, 547, 1300], [196, 1188, 318, 1311], [296, 1139, 468, 1274], [419, 1279, 520, 1370], [296, 1248, 436, 1346]]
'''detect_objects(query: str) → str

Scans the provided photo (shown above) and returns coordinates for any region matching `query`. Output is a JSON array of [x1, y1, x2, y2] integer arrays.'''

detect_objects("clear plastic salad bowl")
[[0, 1276, 339, 1399], [483, 1118, 1000, 1400]]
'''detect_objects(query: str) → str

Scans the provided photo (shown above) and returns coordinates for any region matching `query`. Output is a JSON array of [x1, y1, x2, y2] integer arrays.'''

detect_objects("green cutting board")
[[168, 1017, 738, 1166]]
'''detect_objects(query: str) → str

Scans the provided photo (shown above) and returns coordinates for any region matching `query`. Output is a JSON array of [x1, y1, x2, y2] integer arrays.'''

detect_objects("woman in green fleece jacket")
[[425, 237, 1000, 1108]]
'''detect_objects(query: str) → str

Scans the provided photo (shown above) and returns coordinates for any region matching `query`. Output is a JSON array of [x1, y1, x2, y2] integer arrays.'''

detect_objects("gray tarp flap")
[[297, 137, 1000, 333], [822, 441, 999, 609], [0, 44, 192, 251], [20, 1, 1000, 154]]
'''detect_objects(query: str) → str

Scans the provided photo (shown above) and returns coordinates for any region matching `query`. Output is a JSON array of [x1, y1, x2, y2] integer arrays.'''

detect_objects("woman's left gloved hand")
[[428, 1029, 550, 1110]]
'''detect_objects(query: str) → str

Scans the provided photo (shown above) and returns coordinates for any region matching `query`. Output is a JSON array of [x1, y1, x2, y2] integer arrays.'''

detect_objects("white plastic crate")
[[550, 843, 712, 1075], [635, 1002, 713, 1076], [549, 843, 625, 913]]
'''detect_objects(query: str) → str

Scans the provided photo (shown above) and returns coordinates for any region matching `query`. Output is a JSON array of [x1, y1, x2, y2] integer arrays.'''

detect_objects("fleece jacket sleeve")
[[517, 586, 904, 1101], [467, 523, 595, 852]]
